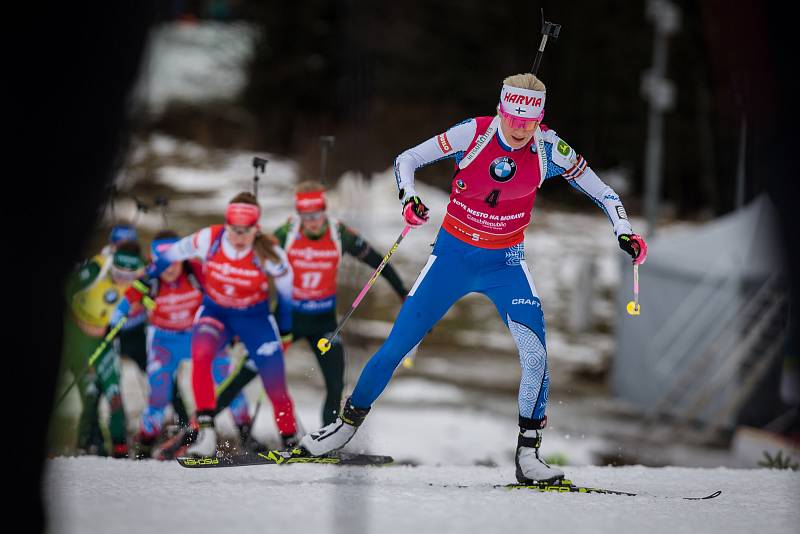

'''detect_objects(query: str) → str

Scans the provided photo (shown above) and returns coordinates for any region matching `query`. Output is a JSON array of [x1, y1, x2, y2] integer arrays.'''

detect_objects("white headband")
[[499, 84, 546, 119]]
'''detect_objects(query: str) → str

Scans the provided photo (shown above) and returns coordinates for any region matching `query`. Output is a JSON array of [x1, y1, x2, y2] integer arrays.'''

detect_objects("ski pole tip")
[[317, 338, 331, 354], [626, 301, 641, 316]]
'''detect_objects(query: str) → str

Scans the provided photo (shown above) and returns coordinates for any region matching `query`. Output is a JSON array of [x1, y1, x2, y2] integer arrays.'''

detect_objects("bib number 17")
[[300, 272, 322, 289]]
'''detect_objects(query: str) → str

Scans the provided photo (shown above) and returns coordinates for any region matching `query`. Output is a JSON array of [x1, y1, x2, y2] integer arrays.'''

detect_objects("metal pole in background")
[[319, 136, 335, 185], [642, 0, 680, 237], [155, 195, 169, 228], [252, 156, 267, 198], [736, 115, 747, 209]]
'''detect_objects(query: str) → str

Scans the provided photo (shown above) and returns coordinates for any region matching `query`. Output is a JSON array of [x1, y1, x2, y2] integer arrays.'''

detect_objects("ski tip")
[[686, 490, 722, 500], [176, 456, 220, 467]]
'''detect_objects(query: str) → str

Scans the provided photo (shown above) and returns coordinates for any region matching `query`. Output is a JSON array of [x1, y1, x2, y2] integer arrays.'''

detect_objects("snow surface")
[[47, 378, 799, 534], [45, 456, 799, 534]]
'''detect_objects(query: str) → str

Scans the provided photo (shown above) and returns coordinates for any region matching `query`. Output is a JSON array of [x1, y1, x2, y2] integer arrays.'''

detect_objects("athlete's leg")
[[62, 318, 105, 453], [214, 357, 258, 416], [480, 249, 562, 483], [350, 232, 476, 408], [295, 311, 344, 426], [191, 304, 230, 415], [182, 303, 232, 456], [116, 321, 148, 373], [307, 334, 345, 426], [231, 308, 296, 439], [480, 254, 549, 423], [170, 332, 192, 428], [212, 351, 251, 427], [139, 327, 185, 438], [94, 345, 127, 449], [301, 231, 480, 455], [171, 379, 189, 427]]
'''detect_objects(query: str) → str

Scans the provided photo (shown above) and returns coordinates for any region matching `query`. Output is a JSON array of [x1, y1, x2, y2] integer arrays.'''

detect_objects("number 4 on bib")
[[484, 189, 501, 208]]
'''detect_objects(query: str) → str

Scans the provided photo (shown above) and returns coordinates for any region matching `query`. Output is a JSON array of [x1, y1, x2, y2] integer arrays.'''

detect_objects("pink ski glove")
[[402, 196, 430, 227], [618, 233, 648, 265]]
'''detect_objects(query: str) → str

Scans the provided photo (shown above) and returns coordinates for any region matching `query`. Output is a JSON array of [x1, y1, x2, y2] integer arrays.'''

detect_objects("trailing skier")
[[123, 192, 299, 457], [60, 240, 147, 458], [213, 181, 408, 448], [113, 230, 250, 458]]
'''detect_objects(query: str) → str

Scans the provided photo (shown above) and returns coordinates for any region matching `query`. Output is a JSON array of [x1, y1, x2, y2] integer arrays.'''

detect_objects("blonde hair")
[[227, 191, 280, 264], [503, 73, 546, 92], [295, 180, 326, 193]]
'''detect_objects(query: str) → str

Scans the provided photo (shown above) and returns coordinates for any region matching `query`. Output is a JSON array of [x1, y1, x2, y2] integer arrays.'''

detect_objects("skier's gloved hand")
[[124, 278, 156, 310], [618, 234, 648, 265], [402, 196, 429, 227]]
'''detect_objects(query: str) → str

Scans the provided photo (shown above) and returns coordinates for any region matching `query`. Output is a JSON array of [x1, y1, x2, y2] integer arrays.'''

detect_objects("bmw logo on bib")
[[490, 157, 516, 183], [104, 288, 120, 305]]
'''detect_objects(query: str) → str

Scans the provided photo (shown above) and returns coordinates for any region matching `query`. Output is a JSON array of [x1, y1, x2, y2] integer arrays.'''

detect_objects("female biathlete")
[[114, 230, 250, 458], [124, 192, 299, 457], [300, 73, 648, 484], [61, 240, 146, 457]]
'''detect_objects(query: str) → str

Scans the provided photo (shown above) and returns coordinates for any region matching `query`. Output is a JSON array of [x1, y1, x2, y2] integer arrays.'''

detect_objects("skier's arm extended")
[[151, 228, 211, 276], [543, 128, 647, 263], [339, 222, 407, 300], [114, 228, 210, 321], [394, 119, 477, 203], [130, 227, 211, 283], [263, 246, 294, 338], [542, 129, 633, 238]]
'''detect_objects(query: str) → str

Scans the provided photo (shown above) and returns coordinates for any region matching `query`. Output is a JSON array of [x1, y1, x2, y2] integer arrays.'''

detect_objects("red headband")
[[225, 202, 260, 226], [295, 190, 326, 213]]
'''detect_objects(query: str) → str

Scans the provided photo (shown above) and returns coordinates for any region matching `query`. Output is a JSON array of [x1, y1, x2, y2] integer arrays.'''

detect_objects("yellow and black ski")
[[435, 479, 722, 500], [177, 449, 393, 468]]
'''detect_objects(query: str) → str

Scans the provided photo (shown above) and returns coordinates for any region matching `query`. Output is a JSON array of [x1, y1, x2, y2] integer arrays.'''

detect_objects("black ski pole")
[[155, 196, 169, 228], [319, 136, 335, 185], [252, 156, 268, 198], [530, 10, 561, 75], [132, 196, 149, 226]]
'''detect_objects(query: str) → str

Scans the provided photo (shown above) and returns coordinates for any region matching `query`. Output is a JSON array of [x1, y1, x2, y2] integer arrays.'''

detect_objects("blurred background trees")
[[141, 0, 776, 220]]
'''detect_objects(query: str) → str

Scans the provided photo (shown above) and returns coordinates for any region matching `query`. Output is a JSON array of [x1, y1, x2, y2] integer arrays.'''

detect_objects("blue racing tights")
[[351, 229, 550, 423]]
